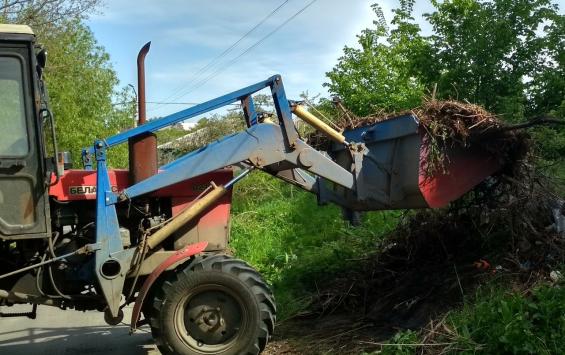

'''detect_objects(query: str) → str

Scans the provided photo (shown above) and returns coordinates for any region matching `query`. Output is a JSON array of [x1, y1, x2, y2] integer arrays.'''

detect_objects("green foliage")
[[252, 93, 275, 114], [325, 1, 427, 116], [326, 0, 564, 179], [442, 284, 565, 354], [363, 330, 420, 355], [1, 3, 134, 168], [0, 61, 28, 156], [369, 284, 565, 355], [156, 125, 187, 145], [0, 0, 101, 29], [327, 0, 564, 121], [159, 111, 245, 164], [230, 172, 400, 320], [40, 21, 135, 167], [156, 126, 189, 165], [193, 110, 245, 139], [425, 0, 563, 121]]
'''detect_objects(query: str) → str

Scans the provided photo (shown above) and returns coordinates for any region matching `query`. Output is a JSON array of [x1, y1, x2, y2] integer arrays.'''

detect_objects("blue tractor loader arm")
[[90, 75, 358, 318], [90, 74, 500, 321]]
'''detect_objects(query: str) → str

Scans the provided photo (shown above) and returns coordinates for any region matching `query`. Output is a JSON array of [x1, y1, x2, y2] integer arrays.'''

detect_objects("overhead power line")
[[149, 0, 290, 113], [147, 101, 241, 107], [113, 100, 240, 107], [168, 0, 318, 103], [190, 0, 290, 84]]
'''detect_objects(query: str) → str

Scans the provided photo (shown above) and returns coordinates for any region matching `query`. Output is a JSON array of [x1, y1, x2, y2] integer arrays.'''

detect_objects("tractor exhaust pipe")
[[129, 42, 158, 184], [137, 42, 150, 125]]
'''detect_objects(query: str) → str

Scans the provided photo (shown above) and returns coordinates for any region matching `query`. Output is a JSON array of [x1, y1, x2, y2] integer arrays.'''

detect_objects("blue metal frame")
[[241, 95, 258, 127], [270, 76, 298, 147], [93, 141, 135, 316], [101, 75, 293, 148], [87, 72, 484, 317], [90, 75, 302, 316], [90, 73, 429, 316]]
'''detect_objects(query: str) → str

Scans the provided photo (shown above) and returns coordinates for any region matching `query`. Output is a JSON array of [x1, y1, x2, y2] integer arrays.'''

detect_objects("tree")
[[326, 0, 564, 121], [0, 0, 101, 29], [424, 0, 563, 121], [41, 20, 135, 167], [253, 93, 274, 113], [326, 0, 564, 172], [421, 0, 564, 170], [1, 1, 133, 167], [325, 1, 428, 116], [158, 110, 246, 164]]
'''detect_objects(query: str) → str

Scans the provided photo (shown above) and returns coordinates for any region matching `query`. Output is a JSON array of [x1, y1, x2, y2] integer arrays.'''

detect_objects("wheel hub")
[[194, 307, 224, 331], [176, 286, 246, 352], [202, 309, 218, 327]]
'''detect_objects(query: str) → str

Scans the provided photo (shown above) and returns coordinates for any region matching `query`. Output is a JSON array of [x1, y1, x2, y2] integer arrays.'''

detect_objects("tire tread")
[[148, 254, 275, 355]]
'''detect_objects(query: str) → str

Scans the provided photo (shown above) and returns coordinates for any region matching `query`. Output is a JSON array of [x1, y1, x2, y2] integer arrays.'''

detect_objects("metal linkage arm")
[[116, 123, 354, 203], [101, 75, 298, 149], [90, 75, 344, 321]]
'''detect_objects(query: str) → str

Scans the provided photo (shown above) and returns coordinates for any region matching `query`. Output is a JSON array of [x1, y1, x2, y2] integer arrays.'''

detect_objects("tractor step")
[[0, 303, 37, 319]]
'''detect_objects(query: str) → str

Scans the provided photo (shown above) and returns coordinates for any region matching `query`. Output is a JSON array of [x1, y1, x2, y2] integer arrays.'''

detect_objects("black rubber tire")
[[149, 254, 276, 355]]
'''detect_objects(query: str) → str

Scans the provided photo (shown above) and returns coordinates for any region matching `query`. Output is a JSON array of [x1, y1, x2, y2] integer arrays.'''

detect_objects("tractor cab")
[[0, 24, 52, 240]]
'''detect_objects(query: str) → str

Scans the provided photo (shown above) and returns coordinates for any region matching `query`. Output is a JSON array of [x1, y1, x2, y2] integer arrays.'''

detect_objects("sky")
[[86, 0, 563, 123], [86, 0, 437, 122]]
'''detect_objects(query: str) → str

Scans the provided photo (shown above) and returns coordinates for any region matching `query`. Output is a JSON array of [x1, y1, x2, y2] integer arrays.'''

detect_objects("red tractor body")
[[49, 169, 234, 251]]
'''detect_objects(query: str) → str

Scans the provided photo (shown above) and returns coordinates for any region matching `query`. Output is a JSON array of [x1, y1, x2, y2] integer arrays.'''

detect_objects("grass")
[[554, 161, 565, 194], [447, 284, 565, 354], [228, 169, 565, 353], [229, 172, 400, 320], [373, 281, 565, 355]]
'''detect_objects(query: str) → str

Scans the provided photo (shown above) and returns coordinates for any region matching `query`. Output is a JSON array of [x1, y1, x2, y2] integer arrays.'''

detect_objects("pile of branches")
[[299, 100, 564, 354], [303, 167, 563, 354], [306, 99, 531, 177]]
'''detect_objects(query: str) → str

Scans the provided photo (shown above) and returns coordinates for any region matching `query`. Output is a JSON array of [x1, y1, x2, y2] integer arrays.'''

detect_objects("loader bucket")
[[418, 139, 500, 208], [329, 114, 501, 211]]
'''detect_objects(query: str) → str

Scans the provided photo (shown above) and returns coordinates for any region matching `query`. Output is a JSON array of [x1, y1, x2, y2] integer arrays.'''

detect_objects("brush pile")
[[306, 99, 529, 176], [301, 171, 564, 354], [299, 100, 564, 354]]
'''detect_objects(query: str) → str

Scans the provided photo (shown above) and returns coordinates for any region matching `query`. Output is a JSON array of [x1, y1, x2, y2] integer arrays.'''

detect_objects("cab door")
[[0, 45, 48, 238]]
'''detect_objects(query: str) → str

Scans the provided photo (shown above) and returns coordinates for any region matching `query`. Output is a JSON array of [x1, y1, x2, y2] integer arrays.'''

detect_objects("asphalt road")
[[0, 304, 160, 354]]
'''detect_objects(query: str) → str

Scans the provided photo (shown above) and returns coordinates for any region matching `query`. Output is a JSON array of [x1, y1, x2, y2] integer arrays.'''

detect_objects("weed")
[[443, 284, 565, 354]]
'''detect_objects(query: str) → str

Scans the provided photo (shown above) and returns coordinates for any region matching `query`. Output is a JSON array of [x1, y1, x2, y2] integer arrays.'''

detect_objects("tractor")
[[0, 25, 500, 354]]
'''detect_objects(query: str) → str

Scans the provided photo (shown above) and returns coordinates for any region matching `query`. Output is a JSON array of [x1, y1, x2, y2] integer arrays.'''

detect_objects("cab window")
[[0, 56, 28, 157]]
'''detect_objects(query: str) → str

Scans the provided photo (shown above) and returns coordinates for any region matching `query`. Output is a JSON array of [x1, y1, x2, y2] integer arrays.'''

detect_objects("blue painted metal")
[[93, 141, 133, 317], [159, 132, 240, 171], [86, 75, 353, 314], [82, 148, 93, 170], [328, 115, 427, 210], [122, 125, 280, 199], [336, 114, 419, 149], [103, 76, 281, 148], [81, 70, 498, 317], [270, 76, 298, 147], [120, 122, 355, 201], [241, 95, 258, 127]]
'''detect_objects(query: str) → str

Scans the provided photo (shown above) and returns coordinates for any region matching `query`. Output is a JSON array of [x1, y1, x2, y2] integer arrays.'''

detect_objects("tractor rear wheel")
[[149, 254, 275, 355]]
